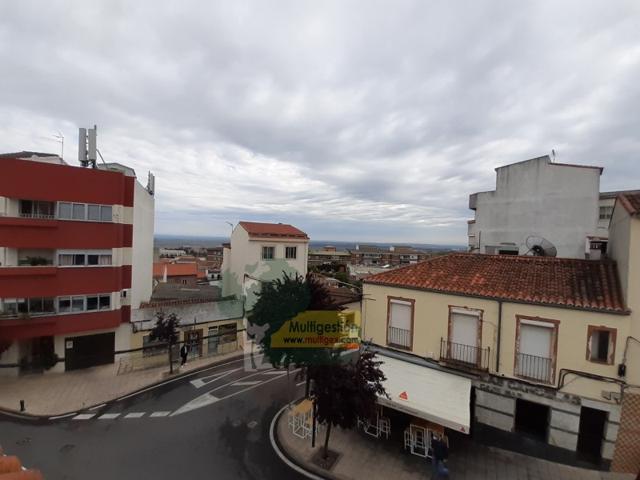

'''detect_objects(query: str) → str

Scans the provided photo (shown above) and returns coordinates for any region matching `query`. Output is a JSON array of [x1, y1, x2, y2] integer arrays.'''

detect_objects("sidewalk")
[[275, 404, 634, 480], [0, 349, 243, 416]]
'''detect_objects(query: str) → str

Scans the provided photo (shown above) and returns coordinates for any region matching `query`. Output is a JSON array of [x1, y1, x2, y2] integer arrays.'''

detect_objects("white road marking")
[[263, 370, 289, 375], [172, 394, 220, 416], [89, 403, 107, 411], [296, 381, 306, 386], [99, 413, 120, 420], [231, 381, 262, 386], [150, 411, 171, 417], [247, 420, 258, 429], [124, 412, 145, 418], [72, 414, 96, 420], [190, 367, 243, 389], [172, 368, 298, 416]]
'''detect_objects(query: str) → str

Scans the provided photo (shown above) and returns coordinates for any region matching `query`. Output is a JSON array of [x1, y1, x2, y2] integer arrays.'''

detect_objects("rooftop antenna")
[[551, 149, 556, 162], [53, 131, 64, 159], [78, 126, 98, 168]]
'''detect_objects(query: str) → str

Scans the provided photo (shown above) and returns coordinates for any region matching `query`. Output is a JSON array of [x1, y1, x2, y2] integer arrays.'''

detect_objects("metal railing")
[[515, 352, 553, 383], [18, 212, 55, 220], [440, 338, 490, 370], [387, 326, 412, 349]]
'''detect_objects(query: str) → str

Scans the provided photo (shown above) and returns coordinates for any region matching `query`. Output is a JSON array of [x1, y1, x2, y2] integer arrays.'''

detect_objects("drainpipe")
[[496, 300, 503, 373]]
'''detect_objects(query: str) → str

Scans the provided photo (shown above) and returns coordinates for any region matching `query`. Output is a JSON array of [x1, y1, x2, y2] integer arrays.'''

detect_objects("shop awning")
[[376, 354, 471, 434]]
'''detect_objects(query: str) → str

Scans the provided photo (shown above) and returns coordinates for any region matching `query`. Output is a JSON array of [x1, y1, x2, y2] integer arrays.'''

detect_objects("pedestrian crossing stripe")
[[124, 412, 145, 418], [98, 413, 120, 420], [72, 413, 96, 420], [150, 411, 171, 417]]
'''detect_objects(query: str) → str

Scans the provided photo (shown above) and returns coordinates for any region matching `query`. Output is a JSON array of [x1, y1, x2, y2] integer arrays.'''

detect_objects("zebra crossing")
[[72, 411, 165, 420]]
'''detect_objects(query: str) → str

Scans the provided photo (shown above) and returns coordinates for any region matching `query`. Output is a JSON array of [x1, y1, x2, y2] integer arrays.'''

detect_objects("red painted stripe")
[[120, 305, 131, 323], [0, 158, 135, 207], [0, 217, 133, 248], [0, 310, 122, 340], [0, 266, 131, 297]]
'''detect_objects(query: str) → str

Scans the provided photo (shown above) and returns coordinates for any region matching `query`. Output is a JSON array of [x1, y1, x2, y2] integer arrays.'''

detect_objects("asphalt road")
[[0, 356, 306, 480]]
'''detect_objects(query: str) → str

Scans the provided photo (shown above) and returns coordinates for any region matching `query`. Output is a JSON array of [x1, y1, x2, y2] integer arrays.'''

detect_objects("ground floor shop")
[[0, 324, 130, 376]]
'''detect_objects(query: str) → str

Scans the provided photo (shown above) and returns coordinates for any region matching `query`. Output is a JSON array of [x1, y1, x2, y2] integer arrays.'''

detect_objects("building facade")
[[221, 221, 309, 311], [0, 152, 154, 375], [363, 249, 637, 471], [350, 244, 430, 266], [468, 156, 603, 258]]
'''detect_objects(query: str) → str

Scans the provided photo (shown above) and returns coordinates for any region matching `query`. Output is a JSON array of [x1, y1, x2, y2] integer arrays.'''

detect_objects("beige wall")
[[363, 283, 631, 403]]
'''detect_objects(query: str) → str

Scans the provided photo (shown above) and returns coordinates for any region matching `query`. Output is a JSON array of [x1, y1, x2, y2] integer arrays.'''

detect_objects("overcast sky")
[[1, 1, 639, 244]]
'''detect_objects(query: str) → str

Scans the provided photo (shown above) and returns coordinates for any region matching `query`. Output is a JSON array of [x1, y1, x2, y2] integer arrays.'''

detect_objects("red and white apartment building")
[[0, 150, 154, 375]]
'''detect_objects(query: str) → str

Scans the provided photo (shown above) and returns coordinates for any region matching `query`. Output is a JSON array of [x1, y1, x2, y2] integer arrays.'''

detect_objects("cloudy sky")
[[1, 1, 639, 244]]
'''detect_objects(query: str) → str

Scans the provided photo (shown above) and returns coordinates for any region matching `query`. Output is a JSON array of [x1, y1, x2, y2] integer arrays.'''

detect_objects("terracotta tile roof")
[[619, 192, 640, 215], [364, 253, 627, 313], [152, 262, 198, 278], [239, 221, 308, 239]]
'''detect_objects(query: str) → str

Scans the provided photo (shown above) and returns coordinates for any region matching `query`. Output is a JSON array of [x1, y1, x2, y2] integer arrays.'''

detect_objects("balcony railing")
[[19, 212, 55, 220], [440, 338, 490, 370], [515, 352, 553, 384], [387, 326, 412, 349]]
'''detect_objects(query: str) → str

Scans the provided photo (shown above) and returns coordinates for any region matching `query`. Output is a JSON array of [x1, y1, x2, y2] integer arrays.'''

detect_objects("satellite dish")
[[525, 236, 557, 257]]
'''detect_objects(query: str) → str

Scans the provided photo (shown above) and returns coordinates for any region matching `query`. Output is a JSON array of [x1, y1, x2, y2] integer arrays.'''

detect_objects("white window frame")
[[262, 246, 275, 260], [285, 246, 297, 259]]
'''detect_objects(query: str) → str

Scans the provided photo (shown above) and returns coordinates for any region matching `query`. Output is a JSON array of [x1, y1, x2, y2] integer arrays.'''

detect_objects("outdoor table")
[[404, 417, 447, 459], [288, 399, 314, 439]]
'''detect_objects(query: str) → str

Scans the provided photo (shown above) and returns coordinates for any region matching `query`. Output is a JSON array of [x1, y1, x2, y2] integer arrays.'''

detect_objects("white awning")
[[376, 354, 472, 434]]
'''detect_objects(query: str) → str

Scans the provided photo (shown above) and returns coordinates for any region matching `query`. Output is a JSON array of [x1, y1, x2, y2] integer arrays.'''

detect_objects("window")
[[447, 307, 481, 365], [72, 203, 85, 220], [58, 202, 72, 219], [58, 252, 112, 267], [86, 296, 99, 311], [387, 297, 413, 349], [99, 294, 111, 310], [515, 316, 558, 384], [285, 246, 297, 259], [72, 296, 85, 312], [599, 206, 614, 220], [87, 204, 101, 221], [262, 246, 275, 260], [100, 205, 112, 222], [587, 326, 616, 364], [87, 254, 99, 266], [58, 297, 71, 313]]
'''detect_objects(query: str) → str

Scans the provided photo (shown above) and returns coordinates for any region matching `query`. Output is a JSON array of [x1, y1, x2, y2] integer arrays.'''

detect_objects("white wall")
[[471, 156, 601, 258], [222, 224, 309, 310], [131, 181, 154, 309]]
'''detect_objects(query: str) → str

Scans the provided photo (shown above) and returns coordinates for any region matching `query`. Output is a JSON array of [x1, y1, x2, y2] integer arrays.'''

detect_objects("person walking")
[[430, 434, 449, 479], [180, 343, 189, 367]]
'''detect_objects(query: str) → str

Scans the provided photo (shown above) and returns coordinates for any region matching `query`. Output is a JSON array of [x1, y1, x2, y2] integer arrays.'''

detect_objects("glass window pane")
[[73, 254, 85, 266], [58, 202, 72, 219], [37, 201, 54, 216], [43, 298, 55, 312], [87, 255, 99, 266], [86, 296, 98, 311], [58, 254, 73, 266], [99, 255, 112, 265], [58, 298, 71, 312], [72, 297, 84, 312], [17, 299, 28, 314], [28, 298, 43, 313], [20, 200, 33, 216], [87, 205, 100, 221], [99, 295, 111, 310], [72, 203, 85, 220], [100, 205, 112, 222]]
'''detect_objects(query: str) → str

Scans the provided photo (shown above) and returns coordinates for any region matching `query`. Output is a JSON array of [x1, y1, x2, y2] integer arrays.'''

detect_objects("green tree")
[[312, 349, 387, 459], [149, 311, 180, 373]]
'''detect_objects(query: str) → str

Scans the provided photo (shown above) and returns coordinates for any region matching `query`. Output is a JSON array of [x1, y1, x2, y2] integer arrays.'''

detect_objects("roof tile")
[[239, 221, 308, 239], [364, 253, 627, 313]]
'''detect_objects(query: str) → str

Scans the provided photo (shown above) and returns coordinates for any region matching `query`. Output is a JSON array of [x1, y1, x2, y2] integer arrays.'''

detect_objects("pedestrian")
[[430, 434, 449, 479], [180, 343, 189, 366]]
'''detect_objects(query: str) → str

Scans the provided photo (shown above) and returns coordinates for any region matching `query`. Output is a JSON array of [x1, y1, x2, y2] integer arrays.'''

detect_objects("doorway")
[[515, 399, 550, 441], [65, 332, 115, 371], [577, 407, 607, 460], [186, 329, 203, 358]]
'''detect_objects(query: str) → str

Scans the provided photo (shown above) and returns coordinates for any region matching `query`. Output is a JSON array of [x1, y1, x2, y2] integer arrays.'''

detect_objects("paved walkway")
[[0, 349, 243, 416], [276, 403, 635, 480]]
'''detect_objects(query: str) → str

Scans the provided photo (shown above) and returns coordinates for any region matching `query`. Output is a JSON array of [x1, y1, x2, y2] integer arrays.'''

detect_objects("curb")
[[269, 404, 329, 480], [0, 353, 246, 420]]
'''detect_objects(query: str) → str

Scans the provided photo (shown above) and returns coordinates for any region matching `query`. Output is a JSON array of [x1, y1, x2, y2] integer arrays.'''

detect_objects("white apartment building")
[[468, 155, 630, 259], [221, 221, 309, 311]]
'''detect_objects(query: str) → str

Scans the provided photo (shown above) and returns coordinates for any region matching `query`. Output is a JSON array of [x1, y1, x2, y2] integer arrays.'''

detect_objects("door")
[[65, 332, 115, 371], [207, 326, 219, 356], [577, 407, 607, 460], [450, 312, 479, 364], [186, 329, 203, 358]]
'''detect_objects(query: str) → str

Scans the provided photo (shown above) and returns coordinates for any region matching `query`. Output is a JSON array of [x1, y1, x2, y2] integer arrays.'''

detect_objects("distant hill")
[[154, 234, 464, 252]]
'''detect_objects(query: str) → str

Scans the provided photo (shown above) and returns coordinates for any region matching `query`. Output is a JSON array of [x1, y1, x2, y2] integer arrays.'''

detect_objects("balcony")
[[515, 352, 554, 384], [440, 338, 490, 371], [0, 297, 56, 319], [19, 200, 56, 220], [387, 326, 412, 350]]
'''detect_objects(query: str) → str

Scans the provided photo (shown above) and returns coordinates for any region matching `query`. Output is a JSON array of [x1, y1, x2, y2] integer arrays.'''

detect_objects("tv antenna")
[[551, 149, 557, 161], [524, 235, 557, 257]]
